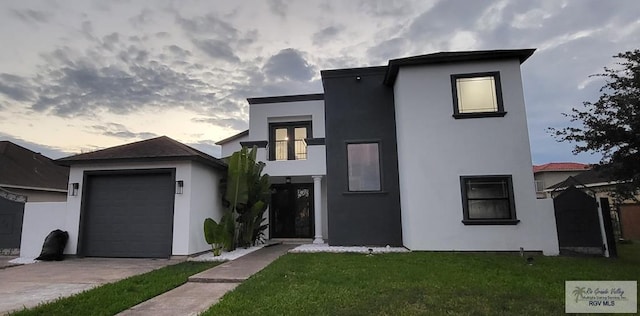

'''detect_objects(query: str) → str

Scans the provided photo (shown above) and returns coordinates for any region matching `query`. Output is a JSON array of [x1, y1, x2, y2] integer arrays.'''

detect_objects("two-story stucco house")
[[18, 48, 560, 259], [218, 49, 559, 255]]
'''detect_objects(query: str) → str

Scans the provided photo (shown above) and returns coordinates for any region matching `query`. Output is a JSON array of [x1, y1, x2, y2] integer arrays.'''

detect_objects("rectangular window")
[[460, 175, 519, 225], [347, 142, 381, 191], [451, 72, 505, 119], [269, 122, 311, 161], [534, 180, 545, 193]]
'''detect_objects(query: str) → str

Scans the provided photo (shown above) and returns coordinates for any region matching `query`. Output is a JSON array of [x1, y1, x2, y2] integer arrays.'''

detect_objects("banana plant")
[[216, 146, 271, 249], [203, 218, 224, 256]]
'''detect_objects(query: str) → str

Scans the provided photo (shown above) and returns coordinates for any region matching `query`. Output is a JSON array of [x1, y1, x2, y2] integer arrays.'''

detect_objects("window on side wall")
[[460, 175, 519, 225], [347, 142, 381, 192], [451, 72, 506, 119]]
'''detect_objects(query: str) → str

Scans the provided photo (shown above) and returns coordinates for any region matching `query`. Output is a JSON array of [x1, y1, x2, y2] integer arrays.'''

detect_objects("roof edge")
[[320, 66, 388, 79], [384, 49, 536, 85], [56, 155, 227, 170], [215, 130, 249, 145], [247, 93, 324, 105]]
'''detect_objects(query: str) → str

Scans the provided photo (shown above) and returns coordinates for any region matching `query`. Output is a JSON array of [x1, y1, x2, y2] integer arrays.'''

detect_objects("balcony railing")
[[272, 139, 307, 160]]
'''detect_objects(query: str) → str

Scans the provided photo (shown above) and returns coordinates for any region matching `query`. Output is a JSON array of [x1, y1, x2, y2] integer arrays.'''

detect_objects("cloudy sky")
[[0, 0, 638, 164]]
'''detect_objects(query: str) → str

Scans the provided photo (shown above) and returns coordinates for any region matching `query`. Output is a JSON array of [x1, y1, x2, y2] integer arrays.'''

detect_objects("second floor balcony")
[[272, 139, 307, 161]]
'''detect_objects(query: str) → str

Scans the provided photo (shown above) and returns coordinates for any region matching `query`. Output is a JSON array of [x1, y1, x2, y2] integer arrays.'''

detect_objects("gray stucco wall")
[[321, 67, 403, 246]]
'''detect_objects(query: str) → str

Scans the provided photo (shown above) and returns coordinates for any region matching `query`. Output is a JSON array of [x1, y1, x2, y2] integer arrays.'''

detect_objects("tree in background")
[[550, 50, 639, 202]]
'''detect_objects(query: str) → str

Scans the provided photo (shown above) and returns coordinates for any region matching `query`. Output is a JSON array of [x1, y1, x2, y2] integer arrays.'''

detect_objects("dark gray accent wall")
[[321, 67, 403, 246]]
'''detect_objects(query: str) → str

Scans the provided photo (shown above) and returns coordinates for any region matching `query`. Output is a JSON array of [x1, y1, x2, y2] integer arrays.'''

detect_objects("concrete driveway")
[[0, 257, 181, 315]]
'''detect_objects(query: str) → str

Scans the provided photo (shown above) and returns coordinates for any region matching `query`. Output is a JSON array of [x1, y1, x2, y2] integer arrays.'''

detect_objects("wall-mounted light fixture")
[[69, 183, 79, 196], [176, 180, 184, 194], [285, 177, 291, 184]]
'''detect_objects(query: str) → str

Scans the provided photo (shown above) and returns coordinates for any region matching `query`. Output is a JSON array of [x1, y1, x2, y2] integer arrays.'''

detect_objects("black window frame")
[[459, 175, 520, 225], [268, 121, 311, 161], [345, 141, 383, 193], [451, 72, 506, 119]]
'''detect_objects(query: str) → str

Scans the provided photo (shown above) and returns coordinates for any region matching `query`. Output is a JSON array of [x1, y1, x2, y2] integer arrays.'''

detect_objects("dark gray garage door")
[[81, 171, 175, 258]]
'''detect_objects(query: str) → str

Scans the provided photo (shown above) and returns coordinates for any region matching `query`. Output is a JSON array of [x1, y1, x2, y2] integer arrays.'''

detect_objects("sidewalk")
[[117, 243, 295, 316]]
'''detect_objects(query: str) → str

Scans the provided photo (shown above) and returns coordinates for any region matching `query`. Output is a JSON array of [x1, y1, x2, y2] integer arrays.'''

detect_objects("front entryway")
[[270, 184, 314, 238]]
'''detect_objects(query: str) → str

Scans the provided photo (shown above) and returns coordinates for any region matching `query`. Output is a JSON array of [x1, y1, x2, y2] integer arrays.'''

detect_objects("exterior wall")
[[187, 162, 225, 254], [1, 186, 67, 202], [322, 68, 403, 246], [393, 59, 559, 254], [64, 161, 215, 256], [220, 134, 248, 158], [261, 145, 326, 176], [248, 99, 325, 142], [20, 202, 68, 258], [248, 99, 327, 177]]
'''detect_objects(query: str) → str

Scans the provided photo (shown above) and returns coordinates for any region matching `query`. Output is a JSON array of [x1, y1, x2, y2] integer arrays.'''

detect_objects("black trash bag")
[[36, 229, 69, 261]]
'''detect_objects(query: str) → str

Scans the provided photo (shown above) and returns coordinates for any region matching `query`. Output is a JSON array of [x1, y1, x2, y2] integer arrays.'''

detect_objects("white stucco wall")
[[62, 160, 224, 256], [262, 145, 326, 177], [248, 99, 325, 141], [248, 100, 327, 177], [219, 133, 247, 158], [20, 202, 69, 258], [186, 162, 225, 255], [393, 59, 559, 255]]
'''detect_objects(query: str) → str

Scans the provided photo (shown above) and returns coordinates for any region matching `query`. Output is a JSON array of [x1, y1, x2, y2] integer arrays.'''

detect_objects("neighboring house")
[[218, 49, 559, 255], [0, 141, 69, 254], [19, 136, 227, 258], [546, 168, 640, 202], [0, 141, 69, 202], [533, 162, 590, 198]]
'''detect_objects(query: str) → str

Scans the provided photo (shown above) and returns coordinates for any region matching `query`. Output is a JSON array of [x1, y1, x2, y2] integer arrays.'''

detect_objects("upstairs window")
[[269, 122, 310, 161], [460, 175, 519, 225], [451, 72, 506, 119], [347, 142, 381, 192]]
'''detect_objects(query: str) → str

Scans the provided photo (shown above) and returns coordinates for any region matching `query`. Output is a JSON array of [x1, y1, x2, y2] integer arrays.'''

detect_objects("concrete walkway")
[[0, 258, 180, 315], [118, 244, 295, 316]]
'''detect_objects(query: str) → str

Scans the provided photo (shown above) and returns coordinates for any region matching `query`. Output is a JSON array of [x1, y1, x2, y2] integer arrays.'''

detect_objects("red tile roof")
[[533, 162, 590, 173]]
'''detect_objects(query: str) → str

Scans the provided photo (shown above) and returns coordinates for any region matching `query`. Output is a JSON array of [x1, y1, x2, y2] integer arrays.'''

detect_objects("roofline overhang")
[[247, 93, 324, 105], [383, 49, 536, 86], [56, 156, 227, 170], [215, 130, 249, 145], [0, 183, 67, 193]]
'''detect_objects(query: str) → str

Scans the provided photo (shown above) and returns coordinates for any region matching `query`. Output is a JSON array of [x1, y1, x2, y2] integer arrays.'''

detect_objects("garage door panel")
[[82, 172, 175, 258]]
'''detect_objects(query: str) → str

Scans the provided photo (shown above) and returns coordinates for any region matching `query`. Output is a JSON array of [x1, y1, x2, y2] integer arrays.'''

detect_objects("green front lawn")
[[204, 243, 640, 316], [10, 261, 218, 316]]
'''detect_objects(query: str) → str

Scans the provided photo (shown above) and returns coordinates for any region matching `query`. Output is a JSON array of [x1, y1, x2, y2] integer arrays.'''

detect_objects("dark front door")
[[271, 184, 313, 238]]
